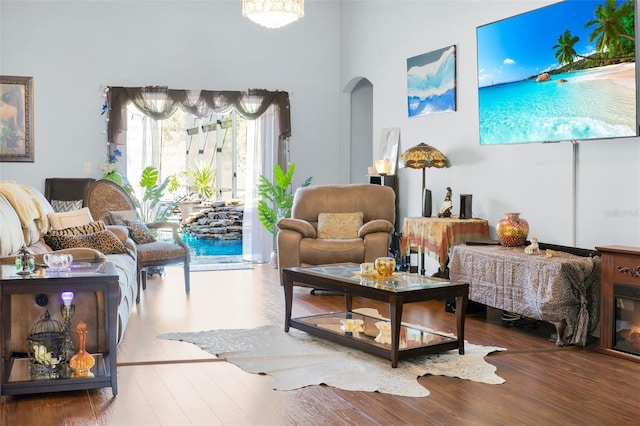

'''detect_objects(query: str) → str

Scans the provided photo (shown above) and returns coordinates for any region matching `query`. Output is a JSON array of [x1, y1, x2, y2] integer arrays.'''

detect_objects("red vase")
[[496, 213, 529, 247]]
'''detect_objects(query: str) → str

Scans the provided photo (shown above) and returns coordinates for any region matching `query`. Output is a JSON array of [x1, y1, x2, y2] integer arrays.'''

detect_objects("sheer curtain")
[[242, 104, 290, 263]]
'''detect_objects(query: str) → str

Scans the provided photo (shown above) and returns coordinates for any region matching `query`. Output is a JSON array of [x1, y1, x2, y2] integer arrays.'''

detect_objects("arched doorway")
[[343, 77, 373, 184]]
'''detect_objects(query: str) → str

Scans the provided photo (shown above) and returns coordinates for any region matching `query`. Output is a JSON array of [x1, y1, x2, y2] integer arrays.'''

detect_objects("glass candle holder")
[[375, 257, 396, 277]]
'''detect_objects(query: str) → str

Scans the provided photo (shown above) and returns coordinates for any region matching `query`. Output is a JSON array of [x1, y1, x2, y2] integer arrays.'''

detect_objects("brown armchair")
[[276, 184, 395, 284], [85, 179, 190, 303]]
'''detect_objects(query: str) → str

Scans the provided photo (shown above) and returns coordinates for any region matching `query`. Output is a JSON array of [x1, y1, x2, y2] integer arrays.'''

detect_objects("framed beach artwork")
[[476, 0, 637, 145], [0, 75, 34, 162], [407, 45, 457, 118]]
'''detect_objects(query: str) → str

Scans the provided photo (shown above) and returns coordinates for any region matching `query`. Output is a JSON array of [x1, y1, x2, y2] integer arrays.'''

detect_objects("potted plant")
[[187, 160, 216, 201], [258, 163, 312, 265]]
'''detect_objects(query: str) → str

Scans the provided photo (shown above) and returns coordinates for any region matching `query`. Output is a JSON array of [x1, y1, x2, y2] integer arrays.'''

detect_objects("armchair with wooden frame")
[[85, 179, 190, 303]]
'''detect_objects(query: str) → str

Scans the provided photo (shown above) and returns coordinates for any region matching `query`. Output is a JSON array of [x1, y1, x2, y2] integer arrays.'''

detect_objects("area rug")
[[158, 309, 506, 397]]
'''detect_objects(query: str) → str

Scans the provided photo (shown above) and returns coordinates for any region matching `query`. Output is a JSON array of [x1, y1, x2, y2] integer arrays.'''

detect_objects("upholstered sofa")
[[276, 184, 396, 283], [0, 181, 137, 353]]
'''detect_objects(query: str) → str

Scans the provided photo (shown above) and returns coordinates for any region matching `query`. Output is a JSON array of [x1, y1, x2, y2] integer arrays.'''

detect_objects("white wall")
[[1, 0, 639, 250], [339, 0, 640, 249], [0, 0, 341, 189]]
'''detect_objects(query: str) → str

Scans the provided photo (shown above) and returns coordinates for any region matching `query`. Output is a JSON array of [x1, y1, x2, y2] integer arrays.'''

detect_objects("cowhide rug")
[[158, 309, 506, 397]]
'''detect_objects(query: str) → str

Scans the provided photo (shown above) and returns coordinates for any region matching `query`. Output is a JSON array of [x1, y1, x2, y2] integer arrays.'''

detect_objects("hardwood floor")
[[2, 264, 640, 425]]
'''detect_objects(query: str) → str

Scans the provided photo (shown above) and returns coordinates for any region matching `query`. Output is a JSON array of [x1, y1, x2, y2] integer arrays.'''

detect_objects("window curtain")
[[243, 104, 290, 263], [107, 86, 291, 263], [106, 86, 291, 159]]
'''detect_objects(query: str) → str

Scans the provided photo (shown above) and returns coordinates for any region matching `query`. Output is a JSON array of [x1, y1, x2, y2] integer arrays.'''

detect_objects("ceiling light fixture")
[[242, 0, 304, 29]]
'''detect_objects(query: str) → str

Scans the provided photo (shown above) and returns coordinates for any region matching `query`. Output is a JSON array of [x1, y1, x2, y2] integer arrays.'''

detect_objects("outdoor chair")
[[85, 179, 190, 303]]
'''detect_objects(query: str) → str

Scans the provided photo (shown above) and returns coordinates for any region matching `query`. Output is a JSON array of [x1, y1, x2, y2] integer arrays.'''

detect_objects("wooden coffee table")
[[283, 263, 469, 367]]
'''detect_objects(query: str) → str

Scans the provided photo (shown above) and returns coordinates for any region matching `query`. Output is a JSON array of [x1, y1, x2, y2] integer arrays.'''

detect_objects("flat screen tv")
[[477, 0, 638, 145]]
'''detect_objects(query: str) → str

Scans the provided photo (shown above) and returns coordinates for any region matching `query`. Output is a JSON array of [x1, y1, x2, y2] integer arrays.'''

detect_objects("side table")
[[401, 216, 490, 275], [1, 262, 119, 396]]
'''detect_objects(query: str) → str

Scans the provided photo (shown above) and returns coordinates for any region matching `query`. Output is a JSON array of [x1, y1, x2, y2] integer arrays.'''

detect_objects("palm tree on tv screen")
[[553, 30, 582, 66], [552, 0, 635, 68], [585, 0, 635, 57]]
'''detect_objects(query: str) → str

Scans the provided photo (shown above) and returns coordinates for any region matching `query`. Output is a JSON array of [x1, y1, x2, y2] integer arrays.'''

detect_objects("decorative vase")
[[270, 249, 278, 269], [70, 321, 95, 378], [496, 213, 529, 247]]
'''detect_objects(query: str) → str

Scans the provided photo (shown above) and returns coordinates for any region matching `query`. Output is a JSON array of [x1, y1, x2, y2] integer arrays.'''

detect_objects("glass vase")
[[496, 212, 529, 247], [70, 321, 95, 378]]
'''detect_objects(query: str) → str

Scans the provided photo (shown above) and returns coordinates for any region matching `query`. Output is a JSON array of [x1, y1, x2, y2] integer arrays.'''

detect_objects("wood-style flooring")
[[1, 264, 639, 425]]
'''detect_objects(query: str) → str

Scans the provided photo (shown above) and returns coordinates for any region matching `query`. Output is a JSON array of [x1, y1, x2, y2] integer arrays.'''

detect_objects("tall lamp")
[[399, 143, 448, 217]]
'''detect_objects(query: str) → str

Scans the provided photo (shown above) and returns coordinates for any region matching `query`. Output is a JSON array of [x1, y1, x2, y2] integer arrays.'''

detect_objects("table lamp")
[[399, 143, 448, 217]]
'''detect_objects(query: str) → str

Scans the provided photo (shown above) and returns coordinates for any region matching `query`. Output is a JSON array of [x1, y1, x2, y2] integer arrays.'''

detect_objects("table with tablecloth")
[[449, 244, 601, 346], [400, 217, 490, 273]]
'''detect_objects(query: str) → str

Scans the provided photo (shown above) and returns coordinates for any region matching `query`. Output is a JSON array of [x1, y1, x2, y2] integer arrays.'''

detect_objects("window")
[[125, 105, 248, 203]]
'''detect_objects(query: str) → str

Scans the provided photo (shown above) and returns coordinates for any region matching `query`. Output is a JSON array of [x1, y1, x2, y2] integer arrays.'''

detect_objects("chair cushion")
[[299, 238, 365, 265], [317, 212, 363, 239], [136, 241, 187, 263], [48, 207, 94, 230], [123, 219, 156, 244], [44, 229, 127, 254]]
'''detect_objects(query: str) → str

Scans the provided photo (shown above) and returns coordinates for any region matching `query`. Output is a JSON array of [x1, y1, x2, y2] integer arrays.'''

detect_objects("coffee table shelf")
[[291, 311, 459, 361]]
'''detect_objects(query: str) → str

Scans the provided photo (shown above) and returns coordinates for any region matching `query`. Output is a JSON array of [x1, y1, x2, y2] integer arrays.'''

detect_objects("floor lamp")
[[399, 143, 448, 217], [400, 143, 448, 275]]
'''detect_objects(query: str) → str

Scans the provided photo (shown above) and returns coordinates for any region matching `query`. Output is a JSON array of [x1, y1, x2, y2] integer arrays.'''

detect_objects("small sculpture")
[[15, 246, 35, 275], [374, 321, 392, 344], [438, 187, 453, 218], [524, 237, 540, 254]]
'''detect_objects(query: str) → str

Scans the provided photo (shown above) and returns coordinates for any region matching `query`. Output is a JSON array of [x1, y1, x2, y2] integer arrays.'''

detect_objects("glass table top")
[[1, 262, 111, 280], [287, 263, 463, 292]]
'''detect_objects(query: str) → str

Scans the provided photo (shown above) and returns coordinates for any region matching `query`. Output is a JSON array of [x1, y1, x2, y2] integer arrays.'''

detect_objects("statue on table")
[[438, 187, 453, 218]]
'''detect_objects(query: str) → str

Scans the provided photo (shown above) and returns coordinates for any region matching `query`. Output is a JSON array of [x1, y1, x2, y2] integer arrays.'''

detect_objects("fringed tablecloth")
[[401, 217, 490, 271], [449, 244, 601, 346]]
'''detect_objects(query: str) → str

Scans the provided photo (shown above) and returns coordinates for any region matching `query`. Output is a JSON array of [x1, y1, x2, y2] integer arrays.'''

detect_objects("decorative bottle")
[[69, 321, 95, 378], [496, 213, 529, 247]]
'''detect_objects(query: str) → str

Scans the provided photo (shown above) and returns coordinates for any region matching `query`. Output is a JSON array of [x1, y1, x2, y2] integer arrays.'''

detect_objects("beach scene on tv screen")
[[477, 0, 636, 145]]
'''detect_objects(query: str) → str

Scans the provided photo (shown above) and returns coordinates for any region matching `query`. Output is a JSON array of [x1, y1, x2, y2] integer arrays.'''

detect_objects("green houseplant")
[[122, 166, 177, 223], [258, 163, 312, 238], [187, 160, 216, 200]]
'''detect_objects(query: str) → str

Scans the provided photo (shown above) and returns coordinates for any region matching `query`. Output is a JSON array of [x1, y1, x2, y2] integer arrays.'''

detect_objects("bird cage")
[[27, 310, 64, 379]]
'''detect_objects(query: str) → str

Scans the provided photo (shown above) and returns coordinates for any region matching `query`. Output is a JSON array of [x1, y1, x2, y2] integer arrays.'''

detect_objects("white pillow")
[[48, 207, 94, 230]]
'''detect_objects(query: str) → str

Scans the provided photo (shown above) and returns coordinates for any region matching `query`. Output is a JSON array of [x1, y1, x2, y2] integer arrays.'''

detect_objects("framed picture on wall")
[[0, 75, 34, 162], [407, 45, 457, 117]]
